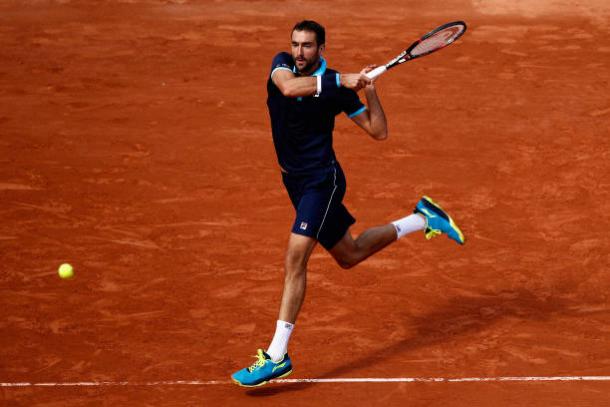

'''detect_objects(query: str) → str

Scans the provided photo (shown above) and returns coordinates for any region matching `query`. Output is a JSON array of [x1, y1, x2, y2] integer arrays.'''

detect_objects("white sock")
[[392, 214, 426, 239], [266, 320, 294, 362]]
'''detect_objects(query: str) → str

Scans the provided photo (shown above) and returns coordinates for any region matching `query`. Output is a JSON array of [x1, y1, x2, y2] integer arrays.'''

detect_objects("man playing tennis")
[[231, 20, 465, 387]]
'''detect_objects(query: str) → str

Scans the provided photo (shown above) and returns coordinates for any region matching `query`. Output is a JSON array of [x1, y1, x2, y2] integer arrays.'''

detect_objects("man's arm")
[[350, 67, 388, 140], [272, 70, 372, 98], [272, 70, 316, 97]]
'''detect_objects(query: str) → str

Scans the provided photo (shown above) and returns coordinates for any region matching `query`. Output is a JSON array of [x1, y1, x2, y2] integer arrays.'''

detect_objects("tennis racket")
[[365, 21, 467, 80]]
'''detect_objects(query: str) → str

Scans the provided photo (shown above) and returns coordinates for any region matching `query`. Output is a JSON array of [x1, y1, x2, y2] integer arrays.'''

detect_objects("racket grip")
[[365, 65, 387, 79]]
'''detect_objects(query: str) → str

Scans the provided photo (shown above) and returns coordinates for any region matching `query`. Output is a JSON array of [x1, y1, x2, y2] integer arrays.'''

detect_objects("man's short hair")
[[292, 20, 325, 46]]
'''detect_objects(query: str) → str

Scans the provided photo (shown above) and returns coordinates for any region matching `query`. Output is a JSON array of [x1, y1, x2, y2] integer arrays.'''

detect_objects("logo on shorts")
[[300, 222, 308, 231]]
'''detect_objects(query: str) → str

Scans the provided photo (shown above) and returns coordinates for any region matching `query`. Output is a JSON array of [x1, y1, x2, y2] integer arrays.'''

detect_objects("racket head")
[[406, 21, 467, 59]]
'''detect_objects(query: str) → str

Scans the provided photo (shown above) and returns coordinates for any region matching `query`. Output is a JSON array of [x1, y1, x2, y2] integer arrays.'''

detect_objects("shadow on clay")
[[245, 288, 567, 397]]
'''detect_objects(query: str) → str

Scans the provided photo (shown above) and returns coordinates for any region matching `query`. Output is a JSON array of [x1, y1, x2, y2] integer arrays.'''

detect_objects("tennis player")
[[231, 20, 465, 387]]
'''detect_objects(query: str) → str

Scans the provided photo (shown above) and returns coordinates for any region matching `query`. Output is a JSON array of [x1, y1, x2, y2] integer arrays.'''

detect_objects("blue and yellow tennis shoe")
[[231, 349, 292, 387], [414, 196, 465, 245]]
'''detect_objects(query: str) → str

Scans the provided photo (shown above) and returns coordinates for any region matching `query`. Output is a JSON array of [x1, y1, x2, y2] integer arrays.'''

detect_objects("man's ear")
[[319, 44, 325, 55]]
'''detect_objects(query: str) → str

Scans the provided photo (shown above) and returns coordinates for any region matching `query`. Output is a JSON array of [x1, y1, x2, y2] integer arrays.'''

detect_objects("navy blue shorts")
[[281, 163, 355, 250]]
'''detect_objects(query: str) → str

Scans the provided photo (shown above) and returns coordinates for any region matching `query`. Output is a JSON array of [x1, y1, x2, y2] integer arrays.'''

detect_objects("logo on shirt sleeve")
[[300, 222, 308, 231]]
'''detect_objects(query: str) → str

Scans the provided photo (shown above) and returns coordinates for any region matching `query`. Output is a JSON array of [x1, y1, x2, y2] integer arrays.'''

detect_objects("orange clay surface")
[[1, 1, 610, 405]]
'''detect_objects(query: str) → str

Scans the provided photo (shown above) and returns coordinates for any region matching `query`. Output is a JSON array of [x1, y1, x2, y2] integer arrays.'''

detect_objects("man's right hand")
[[340, 73, 372, 92]]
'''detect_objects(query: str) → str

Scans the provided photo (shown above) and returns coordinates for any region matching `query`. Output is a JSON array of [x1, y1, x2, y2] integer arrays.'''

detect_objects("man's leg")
[[328, 196, 466, 269], [278, 233, 317, 323], [264, 234, 316, 363], [231, 233, 316, 387], [329, 213, 426, 269]]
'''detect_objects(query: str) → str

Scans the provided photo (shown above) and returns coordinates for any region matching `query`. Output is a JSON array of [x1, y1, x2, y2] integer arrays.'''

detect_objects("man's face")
[[291, 30, 323, 74]]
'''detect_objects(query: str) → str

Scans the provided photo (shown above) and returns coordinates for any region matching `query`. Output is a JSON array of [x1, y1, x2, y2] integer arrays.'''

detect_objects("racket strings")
[[410, 26, 465, 57]]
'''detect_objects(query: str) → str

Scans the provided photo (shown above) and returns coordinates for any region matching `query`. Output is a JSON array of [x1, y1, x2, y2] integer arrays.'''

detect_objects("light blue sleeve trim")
[[270, 66, 293, 78], [347, 106, 367, 118], [336, 73, 341, 88]]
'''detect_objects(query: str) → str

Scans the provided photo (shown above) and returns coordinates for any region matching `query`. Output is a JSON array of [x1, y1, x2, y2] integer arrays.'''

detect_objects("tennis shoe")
[[231, 349, 292, 387], [414, 196, 465, 245]]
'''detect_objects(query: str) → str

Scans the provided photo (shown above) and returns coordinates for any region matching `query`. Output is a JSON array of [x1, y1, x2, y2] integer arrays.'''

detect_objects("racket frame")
[[365, 20, 467, 79]]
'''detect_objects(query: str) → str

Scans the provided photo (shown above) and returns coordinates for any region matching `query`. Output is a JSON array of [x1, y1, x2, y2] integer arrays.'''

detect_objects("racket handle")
[[365, 65, 387, 79]]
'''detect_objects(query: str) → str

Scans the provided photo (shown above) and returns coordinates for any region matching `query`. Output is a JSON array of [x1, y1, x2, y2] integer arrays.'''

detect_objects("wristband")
[[315, 75, 322, 97]]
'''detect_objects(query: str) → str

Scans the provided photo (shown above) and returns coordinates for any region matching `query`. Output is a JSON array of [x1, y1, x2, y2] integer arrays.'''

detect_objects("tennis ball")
[[58, 263, 74, 279]]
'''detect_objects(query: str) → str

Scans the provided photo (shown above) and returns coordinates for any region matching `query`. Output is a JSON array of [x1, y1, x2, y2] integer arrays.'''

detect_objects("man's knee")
[[285, 243, 313, 276], [285, 250, 308, 270], [333, 251, 358, 269], [330, 237, 360, 269], [284, 234, 316, 271]]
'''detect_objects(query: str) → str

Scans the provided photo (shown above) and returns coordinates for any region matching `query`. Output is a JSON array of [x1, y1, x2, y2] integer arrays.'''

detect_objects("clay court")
[[1, 0, 610, 405]]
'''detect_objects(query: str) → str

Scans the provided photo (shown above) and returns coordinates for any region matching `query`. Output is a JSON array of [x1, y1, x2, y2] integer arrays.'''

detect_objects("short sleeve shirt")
[[267, 52, 366, 173]]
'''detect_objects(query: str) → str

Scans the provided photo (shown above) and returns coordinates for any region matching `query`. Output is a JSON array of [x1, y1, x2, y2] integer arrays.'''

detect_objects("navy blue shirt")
[[267, 52, 366, 174]]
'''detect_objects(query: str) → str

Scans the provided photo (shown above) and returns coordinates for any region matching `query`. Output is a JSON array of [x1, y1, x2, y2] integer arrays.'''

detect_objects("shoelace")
[[247, 349, 267, 372], [425, 228, 441, 240]]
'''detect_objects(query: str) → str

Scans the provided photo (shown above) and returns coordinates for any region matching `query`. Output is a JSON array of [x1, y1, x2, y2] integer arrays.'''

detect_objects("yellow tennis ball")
[[58, 263, 74, 279]]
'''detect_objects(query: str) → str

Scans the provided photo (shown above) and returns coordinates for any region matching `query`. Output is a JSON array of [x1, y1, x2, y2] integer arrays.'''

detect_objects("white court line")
[[2, 376, 610, 387]]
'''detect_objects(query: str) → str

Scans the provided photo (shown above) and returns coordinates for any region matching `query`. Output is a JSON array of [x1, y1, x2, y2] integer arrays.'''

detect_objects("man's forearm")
[[364, 86, 388, 137], [277, 73, 342, 98], [279, 76, 318, 98]]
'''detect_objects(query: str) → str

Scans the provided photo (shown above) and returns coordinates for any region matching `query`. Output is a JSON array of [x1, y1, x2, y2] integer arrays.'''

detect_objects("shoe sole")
[[231, 369, 293, 388], [422, 195, 465, 245]]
